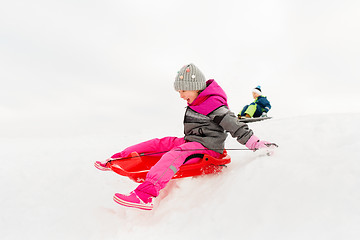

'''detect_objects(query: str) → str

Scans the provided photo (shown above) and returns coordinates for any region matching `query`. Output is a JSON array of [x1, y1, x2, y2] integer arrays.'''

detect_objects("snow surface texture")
[[1, 115, 360, 240], [1, 0, 360, 240]]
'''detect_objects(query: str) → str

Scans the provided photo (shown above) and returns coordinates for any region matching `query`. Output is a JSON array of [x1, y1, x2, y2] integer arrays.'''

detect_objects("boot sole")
[[94, 162, 112, 171], [113, 195, 153, 211]]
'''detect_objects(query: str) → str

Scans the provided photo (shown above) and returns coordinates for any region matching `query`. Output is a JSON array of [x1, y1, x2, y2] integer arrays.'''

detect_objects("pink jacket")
[[188, 79, 229, 115], [184, 80, 253, 153]]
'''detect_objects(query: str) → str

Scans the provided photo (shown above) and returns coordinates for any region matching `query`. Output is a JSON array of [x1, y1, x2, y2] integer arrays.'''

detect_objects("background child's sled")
[[238, 116, 272, 123], [109, 151, 231, 183]]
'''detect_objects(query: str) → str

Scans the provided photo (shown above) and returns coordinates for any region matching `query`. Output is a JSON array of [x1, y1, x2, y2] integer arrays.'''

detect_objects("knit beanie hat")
[[252, 85, 262, 95], [174, 63, 206, 91]]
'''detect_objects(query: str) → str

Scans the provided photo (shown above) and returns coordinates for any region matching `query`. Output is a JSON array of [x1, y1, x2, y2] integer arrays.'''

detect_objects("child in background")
[[238, 86, 271, 118], [95, 64, 276, 210]]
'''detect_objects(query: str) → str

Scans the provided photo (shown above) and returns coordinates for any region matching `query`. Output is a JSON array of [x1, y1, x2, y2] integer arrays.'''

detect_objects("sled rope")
[[107, 148, 255, 163], [107, 143, 278, 163]]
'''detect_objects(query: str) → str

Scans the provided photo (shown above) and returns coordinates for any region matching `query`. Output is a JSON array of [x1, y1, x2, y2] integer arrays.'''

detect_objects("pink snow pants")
[[111, 137, 221, 198]]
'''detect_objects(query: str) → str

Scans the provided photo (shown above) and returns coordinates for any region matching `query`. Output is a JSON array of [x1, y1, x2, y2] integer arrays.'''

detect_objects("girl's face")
[[178, 90, 200, 104]]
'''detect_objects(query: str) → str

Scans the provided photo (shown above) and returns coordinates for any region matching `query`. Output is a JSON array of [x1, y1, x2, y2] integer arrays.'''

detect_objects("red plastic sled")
[[109, 151, 231, 183]]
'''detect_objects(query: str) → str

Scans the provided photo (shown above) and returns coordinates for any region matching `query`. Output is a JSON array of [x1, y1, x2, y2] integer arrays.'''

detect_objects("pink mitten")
[[245, 135, 273, 151]]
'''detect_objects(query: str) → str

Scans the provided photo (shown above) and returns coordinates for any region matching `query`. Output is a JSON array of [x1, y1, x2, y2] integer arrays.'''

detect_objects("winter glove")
[[261, 112, 267, 117], [245, 135, 277, 151]]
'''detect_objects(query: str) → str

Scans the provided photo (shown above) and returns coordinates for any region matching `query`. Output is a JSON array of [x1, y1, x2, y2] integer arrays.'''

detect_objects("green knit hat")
[[174, 63, 206, 91]]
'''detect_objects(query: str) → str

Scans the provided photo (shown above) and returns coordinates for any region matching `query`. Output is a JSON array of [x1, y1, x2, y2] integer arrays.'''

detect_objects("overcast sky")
[[1, 0, 360, 138]]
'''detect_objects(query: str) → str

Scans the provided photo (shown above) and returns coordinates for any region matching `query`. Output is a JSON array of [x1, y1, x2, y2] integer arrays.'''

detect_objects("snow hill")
[[1, 1, 360, 239], [1, 113, 359, 240]]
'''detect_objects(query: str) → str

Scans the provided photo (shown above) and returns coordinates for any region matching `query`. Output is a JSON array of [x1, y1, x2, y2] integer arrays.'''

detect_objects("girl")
[[95, 63, 274, 210]]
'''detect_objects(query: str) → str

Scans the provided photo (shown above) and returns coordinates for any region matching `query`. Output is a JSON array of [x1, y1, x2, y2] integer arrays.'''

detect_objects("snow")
[[1, 0, 360, 240], [2, 115, 360, 240]]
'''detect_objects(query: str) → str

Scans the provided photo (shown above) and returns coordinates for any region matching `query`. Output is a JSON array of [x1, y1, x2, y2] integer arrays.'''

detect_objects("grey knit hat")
[[174, 63, 206, 91]]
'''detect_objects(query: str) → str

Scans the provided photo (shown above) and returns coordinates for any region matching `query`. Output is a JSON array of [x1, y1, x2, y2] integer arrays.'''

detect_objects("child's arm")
[[209, 106, 253, 145], [258, 97, 271, 113], [209, 106, 272, 150]]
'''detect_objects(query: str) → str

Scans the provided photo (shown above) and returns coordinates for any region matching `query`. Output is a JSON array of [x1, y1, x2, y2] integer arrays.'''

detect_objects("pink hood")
[[188, 79, 228, 115]]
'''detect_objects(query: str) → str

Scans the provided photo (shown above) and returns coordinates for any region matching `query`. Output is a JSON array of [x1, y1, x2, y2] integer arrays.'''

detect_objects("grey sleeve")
[[208, 106, 253, 145]]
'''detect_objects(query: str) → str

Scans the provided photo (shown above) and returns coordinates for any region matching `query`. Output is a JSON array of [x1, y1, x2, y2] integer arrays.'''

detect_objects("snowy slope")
[[1, 0, 360, 239], [1, 114, 359, 240]]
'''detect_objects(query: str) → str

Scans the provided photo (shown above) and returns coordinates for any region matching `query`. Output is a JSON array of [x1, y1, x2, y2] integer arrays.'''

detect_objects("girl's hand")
[[245, 135, 277, 151]]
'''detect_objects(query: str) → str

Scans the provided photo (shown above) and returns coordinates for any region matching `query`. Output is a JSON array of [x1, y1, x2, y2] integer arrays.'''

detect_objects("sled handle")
[[183, 153, 204, 164]]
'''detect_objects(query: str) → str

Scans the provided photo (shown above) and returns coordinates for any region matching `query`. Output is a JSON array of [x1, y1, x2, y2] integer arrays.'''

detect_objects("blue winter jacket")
[[255, 96, 271, 113], [241, 96, 271, 118]]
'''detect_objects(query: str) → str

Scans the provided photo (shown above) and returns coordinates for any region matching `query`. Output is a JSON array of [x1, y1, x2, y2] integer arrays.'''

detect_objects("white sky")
[[1, 0, 360, 137]]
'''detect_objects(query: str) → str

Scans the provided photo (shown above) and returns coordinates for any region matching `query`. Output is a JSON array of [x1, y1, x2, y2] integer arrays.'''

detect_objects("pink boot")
[[94, 159, 112, 171], [113, 191, 154, 211]]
